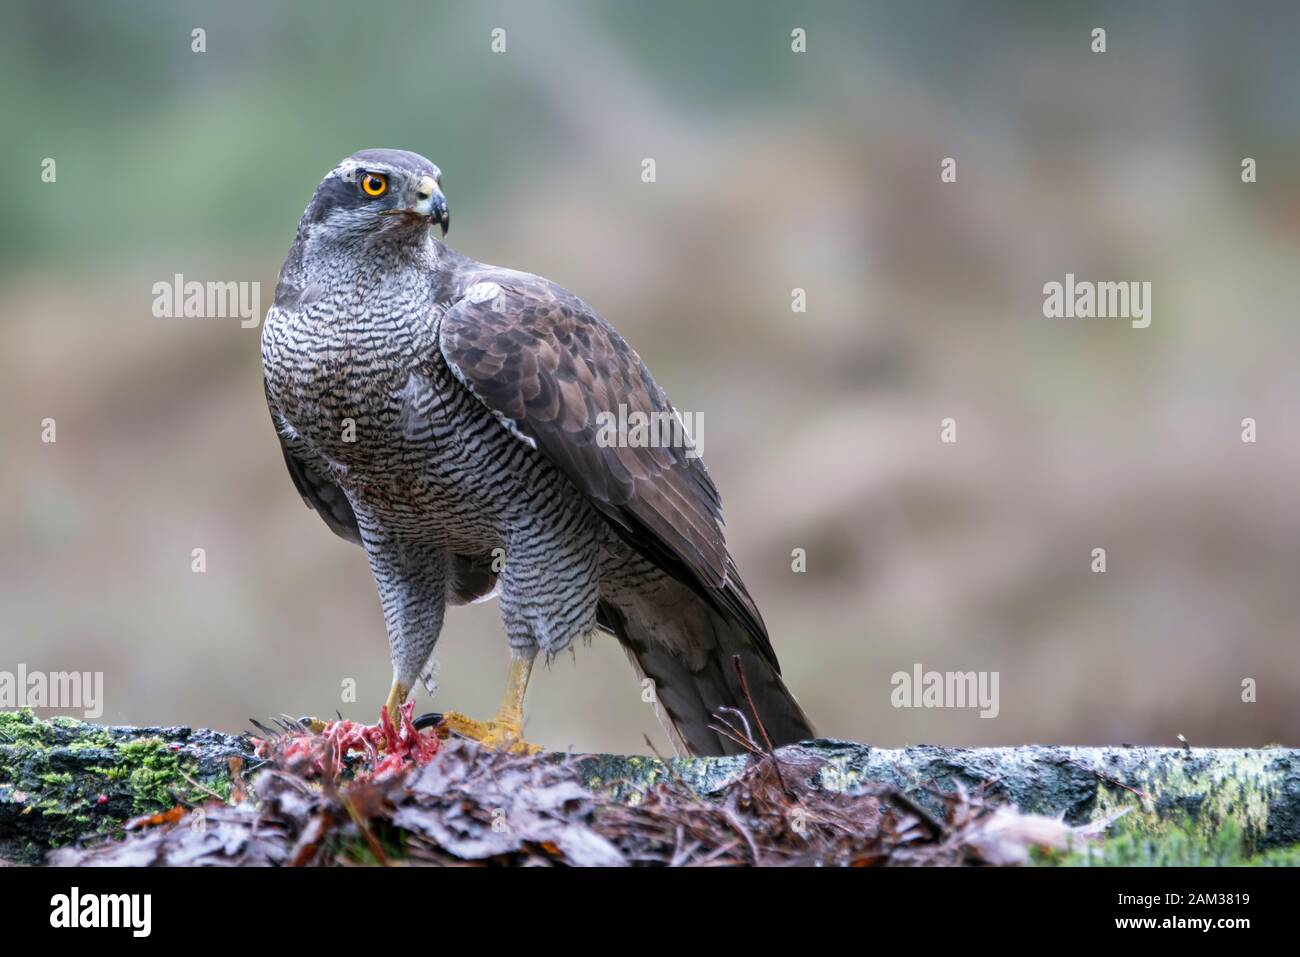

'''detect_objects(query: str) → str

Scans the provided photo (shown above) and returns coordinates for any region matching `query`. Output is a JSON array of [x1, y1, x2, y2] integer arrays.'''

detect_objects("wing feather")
[[276, 435, 362, 545], [437, 272, 778, 665]]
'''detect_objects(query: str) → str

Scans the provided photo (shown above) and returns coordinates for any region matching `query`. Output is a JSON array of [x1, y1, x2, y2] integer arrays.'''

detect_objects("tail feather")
[[599, 579, 815, 757]]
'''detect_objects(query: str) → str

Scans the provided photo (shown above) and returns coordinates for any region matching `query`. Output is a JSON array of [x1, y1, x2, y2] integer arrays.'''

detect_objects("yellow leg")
[[384, 679, 409, 721], [488, 656, 533, 747], [439, 657, 540, 754]]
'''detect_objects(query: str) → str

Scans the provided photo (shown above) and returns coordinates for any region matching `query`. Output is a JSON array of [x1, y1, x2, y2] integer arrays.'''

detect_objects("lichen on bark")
[[0, 710, 248, 863], [573, 739, 1300, 852], [4, 715, 1300, 865]]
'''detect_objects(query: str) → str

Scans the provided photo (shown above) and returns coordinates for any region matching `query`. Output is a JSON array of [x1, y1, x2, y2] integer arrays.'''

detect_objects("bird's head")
[[302, 148, 449, 241]]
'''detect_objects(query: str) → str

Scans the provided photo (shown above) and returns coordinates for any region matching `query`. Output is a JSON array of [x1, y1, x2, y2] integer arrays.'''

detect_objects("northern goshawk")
[[261, 149, 813, 755]]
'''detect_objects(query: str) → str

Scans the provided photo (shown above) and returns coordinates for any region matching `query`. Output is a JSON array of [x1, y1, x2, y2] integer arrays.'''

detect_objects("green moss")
[[0, 709, 55, 746], [117, 740, 180, 809], [1081, 750, 1279, 851], [1037, 818, 1300, 867], [0, 710, 245, 861], [66, 731, 114, 752]]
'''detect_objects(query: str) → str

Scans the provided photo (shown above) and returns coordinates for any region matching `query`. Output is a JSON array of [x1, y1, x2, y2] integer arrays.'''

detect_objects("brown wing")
[[437, 273, 776, 665]]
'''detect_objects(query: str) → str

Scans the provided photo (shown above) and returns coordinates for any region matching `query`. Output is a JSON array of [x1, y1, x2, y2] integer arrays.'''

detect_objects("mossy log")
[[0, 711, 247, 863], [3, 711, 1298, 863], [575, 739, 1300, 854]]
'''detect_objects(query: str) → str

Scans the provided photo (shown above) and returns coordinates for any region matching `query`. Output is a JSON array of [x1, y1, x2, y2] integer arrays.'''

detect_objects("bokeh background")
[[4, 0, 1299, 752]]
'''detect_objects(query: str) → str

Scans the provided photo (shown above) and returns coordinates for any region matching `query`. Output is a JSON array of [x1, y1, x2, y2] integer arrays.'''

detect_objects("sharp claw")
[[248, 718, 278, 738], [413, 711, 444, 731], [253, 714, 327, 737]]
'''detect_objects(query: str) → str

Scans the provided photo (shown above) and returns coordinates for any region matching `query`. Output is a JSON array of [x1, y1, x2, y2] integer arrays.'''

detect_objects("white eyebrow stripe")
[[334, 160, 383, 180], [334, 159, 437, 180]]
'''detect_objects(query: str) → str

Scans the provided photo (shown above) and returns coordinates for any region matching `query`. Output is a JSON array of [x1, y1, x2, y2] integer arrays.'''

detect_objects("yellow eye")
[[361, 173, 388, 197]]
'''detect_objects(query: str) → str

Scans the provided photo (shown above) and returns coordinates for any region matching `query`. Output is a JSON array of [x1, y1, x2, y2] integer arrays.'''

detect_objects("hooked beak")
[[411, 175, 449, 235]]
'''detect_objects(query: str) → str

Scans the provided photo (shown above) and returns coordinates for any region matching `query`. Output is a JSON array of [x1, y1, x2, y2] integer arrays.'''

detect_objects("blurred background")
[[3, 0, 1299, 752]]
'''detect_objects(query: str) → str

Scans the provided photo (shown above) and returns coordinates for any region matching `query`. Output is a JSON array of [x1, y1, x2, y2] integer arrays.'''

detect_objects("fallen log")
[[0, 711, 246, 863], [2, 710, 1297, 864], [575, 739, 1300, 854]]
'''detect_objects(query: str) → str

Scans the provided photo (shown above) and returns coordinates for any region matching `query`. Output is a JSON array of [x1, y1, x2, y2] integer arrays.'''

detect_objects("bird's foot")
[[384, 681, 410, 725], [248, 714, 328, 738], [436, 710, 542, 754]]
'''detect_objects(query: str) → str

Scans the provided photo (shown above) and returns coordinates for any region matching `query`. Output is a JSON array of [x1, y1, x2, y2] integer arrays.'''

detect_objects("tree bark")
[[3, 711, 1298, 863], [0, 711, 246, 863], [574, 738, 1300, 853]]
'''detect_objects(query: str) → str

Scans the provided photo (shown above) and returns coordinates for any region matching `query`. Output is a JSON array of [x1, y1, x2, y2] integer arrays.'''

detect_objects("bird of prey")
[[261, 148, 814, 755]]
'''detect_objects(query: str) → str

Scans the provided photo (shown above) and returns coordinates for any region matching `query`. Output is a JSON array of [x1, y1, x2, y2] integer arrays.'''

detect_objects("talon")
[[436, 709, 541, 754], [436, 709, 495, 741], [413, 711, 444, 731], [481, 720, 543, 755], [402, 657, 542, 753], [249, 715, 327, 739]]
